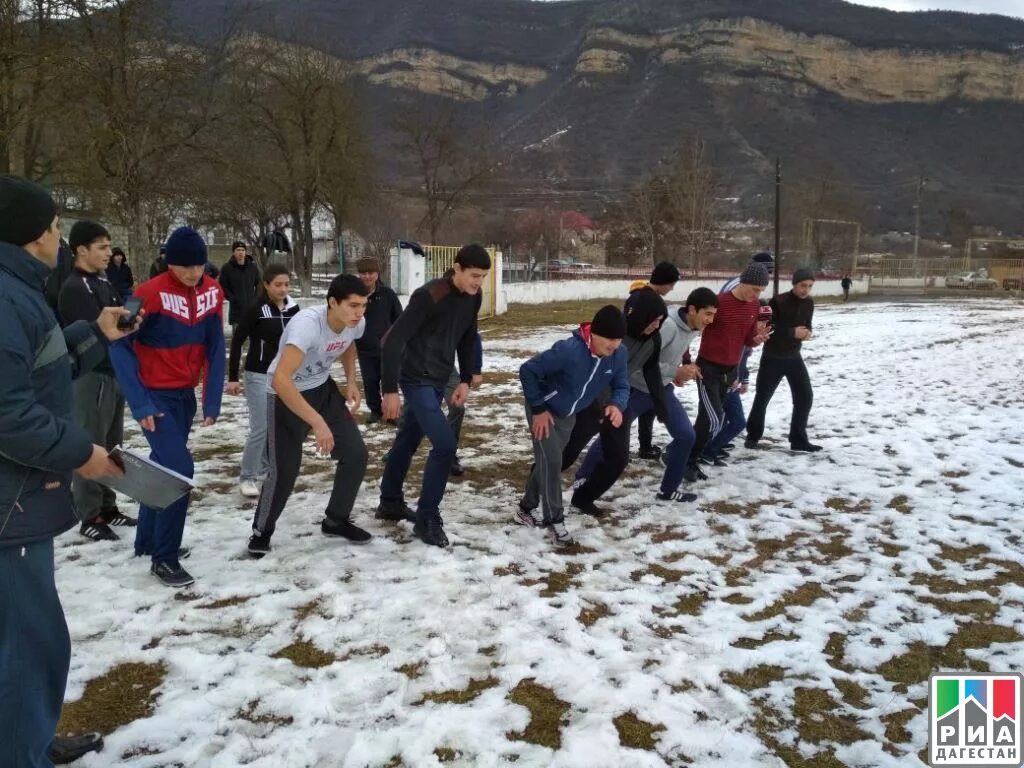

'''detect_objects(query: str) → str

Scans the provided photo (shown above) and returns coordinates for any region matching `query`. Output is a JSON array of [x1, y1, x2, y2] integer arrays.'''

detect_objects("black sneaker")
[[791, 442, 823, 453], [570, 494, 605, 518], [637, 445, 662, 461], [716, 449, 731, 459], [656, 491, 698, 503], [414, 518, 449, 548], [178, 547, 191, 560], [724, 442, 736, 450], [321, 518, 372, 543], [365, 412, 382, 425], [49, 733, 103, 764], [150, 561, 194, 588], [375, 500, 415, 522], [683, 464, 708, 483], [80, 521, 119, 541], [744, 438, 760, 449], [247, 533, 271, 559], [450, 455, 465, 477], [102, 507, 137, 527]]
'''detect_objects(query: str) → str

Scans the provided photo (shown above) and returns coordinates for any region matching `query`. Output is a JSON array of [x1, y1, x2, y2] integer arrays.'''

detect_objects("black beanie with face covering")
[[625, 288, 668, 339]]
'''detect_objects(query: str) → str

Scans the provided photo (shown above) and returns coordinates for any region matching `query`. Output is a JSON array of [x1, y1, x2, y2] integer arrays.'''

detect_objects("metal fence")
[[868, 258, 1024, 293]]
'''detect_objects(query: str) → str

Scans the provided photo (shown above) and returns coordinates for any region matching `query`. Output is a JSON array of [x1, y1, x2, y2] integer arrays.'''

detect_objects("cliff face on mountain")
[[170, 0, 1024, 231]]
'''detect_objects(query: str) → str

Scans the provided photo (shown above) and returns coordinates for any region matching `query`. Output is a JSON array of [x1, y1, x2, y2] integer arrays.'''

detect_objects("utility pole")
[[913, 175, 924, 263], [773, 157, 782, 297]]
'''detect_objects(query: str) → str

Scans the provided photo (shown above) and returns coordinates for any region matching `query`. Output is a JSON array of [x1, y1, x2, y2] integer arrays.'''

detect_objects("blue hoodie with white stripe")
[[520, 324, 629, 418]]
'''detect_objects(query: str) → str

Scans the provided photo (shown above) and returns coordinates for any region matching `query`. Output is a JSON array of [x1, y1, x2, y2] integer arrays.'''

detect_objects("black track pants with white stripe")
[[252, 378, 368, 537], [692, 357, 737, 461]]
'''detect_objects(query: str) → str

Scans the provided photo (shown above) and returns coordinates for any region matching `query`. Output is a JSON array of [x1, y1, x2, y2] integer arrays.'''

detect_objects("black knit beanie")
[[164, 226, 208, 267], [625, 288, 668, 338], [792, 267, 816, 285], [0, 175, 58, 247], [591, 305, 626, 339], [751, 251, 774, 274], [649, 261, 680, 286], [739, 263, 770, 288], [231, 240, 246, 251]]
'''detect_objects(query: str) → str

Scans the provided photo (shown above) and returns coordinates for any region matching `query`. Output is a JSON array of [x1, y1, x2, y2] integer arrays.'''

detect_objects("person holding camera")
[[58, 221, 138, 543]]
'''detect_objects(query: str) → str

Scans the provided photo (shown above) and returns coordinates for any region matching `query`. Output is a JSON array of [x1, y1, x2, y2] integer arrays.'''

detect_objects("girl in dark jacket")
[[226, 264, 300, 496]]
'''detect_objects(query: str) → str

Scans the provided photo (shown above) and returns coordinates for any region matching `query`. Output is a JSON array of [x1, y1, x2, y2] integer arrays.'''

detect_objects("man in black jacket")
[[376, 244, 491, 547], [355, 257, 402, 424], [58, 221, 137, 542], [745, 267, 820, 452], [105, 246, 134, 301], [148, 245, 167, 280], [0, 175, 138, 768], [219, 241, 260, 328]]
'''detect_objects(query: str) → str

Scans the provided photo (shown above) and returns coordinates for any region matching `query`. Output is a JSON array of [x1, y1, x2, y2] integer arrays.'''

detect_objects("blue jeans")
[[704, 389, 746, 458], [379, 384, 456, 524], [0, 540, 70, 768], [577, 385, 695, 497], [135, 389, 196, 566], [630, 386, 695, 496]]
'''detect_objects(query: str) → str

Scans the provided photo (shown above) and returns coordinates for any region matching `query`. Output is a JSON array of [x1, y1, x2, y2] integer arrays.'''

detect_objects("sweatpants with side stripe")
[[519, 404, 576, 525], [252, 378, 367, 538], [691, 357, 737, 462]]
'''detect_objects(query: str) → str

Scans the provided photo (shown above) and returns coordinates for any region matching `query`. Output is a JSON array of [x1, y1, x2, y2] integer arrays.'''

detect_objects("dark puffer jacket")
[[219, 256, 261, 324], [0, 242, 109, 548]]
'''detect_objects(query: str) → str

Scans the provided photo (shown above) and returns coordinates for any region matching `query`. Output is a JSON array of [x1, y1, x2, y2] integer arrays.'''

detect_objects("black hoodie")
[[623, 288, 669, 421]]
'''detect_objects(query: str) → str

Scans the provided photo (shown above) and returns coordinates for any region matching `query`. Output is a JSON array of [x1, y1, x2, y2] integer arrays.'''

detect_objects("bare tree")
[[0, 0, 64, 178], [663, 136, 721, 274], [216, 34, 372, 295], [395, 98, 495, 244], [55, 0, 233, 261]]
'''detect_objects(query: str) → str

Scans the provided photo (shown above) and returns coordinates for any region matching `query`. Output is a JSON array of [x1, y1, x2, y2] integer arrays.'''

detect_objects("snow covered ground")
[[55, 298, 1024, 768]]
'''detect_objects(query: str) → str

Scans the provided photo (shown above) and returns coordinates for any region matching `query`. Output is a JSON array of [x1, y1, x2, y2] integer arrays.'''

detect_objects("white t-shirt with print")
[[267, 305, 365, 392]]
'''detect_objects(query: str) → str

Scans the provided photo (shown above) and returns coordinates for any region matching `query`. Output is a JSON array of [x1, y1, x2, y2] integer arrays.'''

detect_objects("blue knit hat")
[[164, 226, 207, 267]]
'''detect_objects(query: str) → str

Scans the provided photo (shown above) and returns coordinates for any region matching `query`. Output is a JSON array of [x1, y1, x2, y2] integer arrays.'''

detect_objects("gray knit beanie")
[[739, 263, 770, 288], [792, 267, 816, 285]]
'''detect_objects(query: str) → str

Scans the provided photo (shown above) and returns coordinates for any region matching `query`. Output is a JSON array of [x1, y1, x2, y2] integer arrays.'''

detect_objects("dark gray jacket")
[[381, 277, 480, 393]]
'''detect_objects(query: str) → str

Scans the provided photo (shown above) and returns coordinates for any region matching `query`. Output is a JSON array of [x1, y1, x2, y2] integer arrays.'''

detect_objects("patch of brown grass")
[[613, 711, 666, 750], [834, 680, 870, 710], [578, 601, 611, 628], [825, 633, 853, 673], [237, 699, 294, 727], [506, 679, 570, 749], [340, 644, 390, 661], [396, 662, 426, 679], [419, 676, 499, 705], [746, 583, 828, 621], [723, 665, 786, 690], [886, 495, 912, 514], [732, 630, 797, 649], [881, 708, 918, 743], [271, 640, 336, 669], [196, 595, 253, 610], [630, 563, 686, 583], [520, 562, 585, 597], [793, 687, 870, 745], [58, 662, 166, 736]]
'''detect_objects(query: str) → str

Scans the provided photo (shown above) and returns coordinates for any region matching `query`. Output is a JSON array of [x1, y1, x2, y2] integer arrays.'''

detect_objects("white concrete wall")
[[502, 278, 868, 306]]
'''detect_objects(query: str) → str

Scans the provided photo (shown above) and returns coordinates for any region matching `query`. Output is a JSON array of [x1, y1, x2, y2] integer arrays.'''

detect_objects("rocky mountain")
[[169, 0, 1024, 232]]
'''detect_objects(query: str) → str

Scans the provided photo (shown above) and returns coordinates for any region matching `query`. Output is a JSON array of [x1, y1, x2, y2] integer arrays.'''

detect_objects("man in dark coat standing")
[[0, 175, 139, 768], [355, 257, 402, 424], [219, 241, 261, 328]]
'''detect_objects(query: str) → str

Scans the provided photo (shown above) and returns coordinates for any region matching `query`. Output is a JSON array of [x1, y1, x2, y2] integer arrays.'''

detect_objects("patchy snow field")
[[55, 298, 1024, 768]]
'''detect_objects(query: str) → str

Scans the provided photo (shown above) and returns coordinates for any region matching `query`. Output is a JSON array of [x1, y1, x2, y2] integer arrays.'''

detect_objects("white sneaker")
[[239, 481, 260, 498], [513, 506, 544, 527], [547, 522, 576, 548]]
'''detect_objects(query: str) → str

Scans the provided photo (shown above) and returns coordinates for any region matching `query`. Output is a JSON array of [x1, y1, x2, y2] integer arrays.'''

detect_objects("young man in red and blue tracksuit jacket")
[[110, 226, 224, 588]]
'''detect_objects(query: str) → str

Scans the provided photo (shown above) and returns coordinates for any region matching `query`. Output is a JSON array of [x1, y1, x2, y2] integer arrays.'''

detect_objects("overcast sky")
[[847, 0, 1023, 16]]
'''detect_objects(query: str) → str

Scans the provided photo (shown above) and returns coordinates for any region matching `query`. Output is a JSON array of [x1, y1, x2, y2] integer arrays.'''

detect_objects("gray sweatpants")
[[240, 371, 271, 481], [520, 404, 576, 525], [71, 371, 124, 520]]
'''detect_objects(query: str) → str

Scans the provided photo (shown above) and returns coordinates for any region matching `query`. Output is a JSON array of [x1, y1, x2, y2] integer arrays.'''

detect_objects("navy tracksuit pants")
[[0, 539, 70, 768], [134, 389, 196, 566]]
